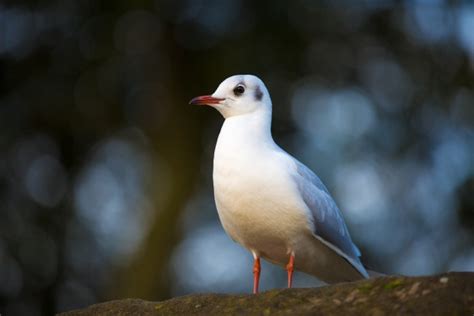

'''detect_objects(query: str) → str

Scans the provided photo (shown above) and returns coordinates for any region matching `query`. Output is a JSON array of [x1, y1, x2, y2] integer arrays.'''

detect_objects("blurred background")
[[0, 0, 473, 314]]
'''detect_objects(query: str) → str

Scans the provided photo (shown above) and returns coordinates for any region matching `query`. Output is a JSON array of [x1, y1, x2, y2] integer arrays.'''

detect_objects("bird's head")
[[190, 74, 271, 118]]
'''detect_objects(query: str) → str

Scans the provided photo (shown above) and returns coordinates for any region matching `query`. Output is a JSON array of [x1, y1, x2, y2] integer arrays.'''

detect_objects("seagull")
[[190, 74, 369, 294]]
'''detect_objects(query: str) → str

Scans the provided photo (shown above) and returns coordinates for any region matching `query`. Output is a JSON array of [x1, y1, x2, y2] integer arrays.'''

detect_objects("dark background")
[[0, 1, 473, 315]]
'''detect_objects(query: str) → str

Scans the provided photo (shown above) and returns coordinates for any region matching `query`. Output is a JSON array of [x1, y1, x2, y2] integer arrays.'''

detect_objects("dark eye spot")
[[233, 85, 245, 96], [255, 86, 263, 101]]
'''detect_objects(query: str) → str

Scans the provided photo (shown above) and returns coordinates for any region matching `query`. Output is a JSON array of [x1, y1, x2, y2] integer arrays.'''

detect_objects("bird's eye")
[[233, 85, 245, 96]]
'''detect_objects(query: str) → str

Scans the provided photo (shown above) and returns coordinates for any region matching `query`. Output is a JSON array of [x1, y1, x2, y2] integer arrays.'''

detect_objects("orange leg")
[[286, 254, 295, 288], [253, 257, 261, 294]]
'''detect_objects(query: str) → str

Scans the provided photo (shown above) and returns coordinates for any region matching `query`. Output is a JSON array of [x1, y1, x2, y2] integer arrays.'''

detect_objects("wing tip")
[[312, 233, 369, 279]]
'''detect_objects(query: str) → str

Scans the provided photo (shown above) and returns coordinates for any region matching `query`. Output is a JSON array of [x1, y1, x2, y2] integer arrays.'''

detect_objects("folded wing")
[[292, 159, 368, 278]]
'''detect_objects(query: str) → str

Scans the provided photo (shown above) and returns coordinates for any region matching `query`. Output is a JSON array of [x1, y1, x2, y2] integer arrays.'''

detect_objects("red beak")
[[189, 95, 224, 106]]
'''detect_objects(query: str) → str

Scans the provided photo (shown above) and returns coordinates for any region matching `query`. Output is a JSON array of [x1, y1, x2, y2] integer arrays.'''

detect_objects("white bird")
[[190, 74, 369, 294]]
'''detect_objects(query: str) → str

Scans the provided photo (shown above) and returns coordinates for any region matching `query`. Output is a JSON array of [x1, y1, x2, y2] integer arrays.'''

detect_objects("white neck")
[[221, 109, 274, 145]]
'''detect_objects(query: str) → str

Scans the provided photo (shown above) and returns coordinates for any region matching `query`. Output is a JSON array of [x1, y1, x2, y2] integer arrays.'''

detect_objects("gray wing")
[[293, 160, 363, 264]]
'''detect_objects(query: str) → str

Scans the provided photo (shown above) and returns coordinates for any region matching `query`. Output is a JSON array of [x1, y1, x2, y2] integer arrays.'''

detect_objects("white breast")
[[212, 116, 311, 263]]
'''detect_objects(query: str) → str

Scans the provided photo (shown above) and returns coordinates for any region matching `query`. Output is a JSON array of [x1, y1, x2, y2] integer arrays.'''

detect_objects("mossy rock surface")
[[59, 272, 474, 316]]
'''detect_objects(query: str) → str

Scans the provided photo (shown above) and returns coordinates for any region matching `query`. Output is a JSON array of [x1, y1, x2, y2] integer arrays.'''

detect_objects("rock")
[[59, 272, 474, 316]]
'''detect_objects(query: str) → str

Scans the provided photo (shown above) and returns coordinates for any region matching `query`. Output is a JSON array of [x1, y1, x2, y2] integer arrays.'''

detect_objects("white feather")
[[207, 74, 368, 283]]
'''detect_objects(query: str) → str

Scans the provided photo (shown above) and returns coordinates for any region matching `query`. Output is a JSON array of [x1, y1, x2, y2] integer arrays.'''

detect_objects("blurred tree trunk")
[[108, 22, 210, 300]]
